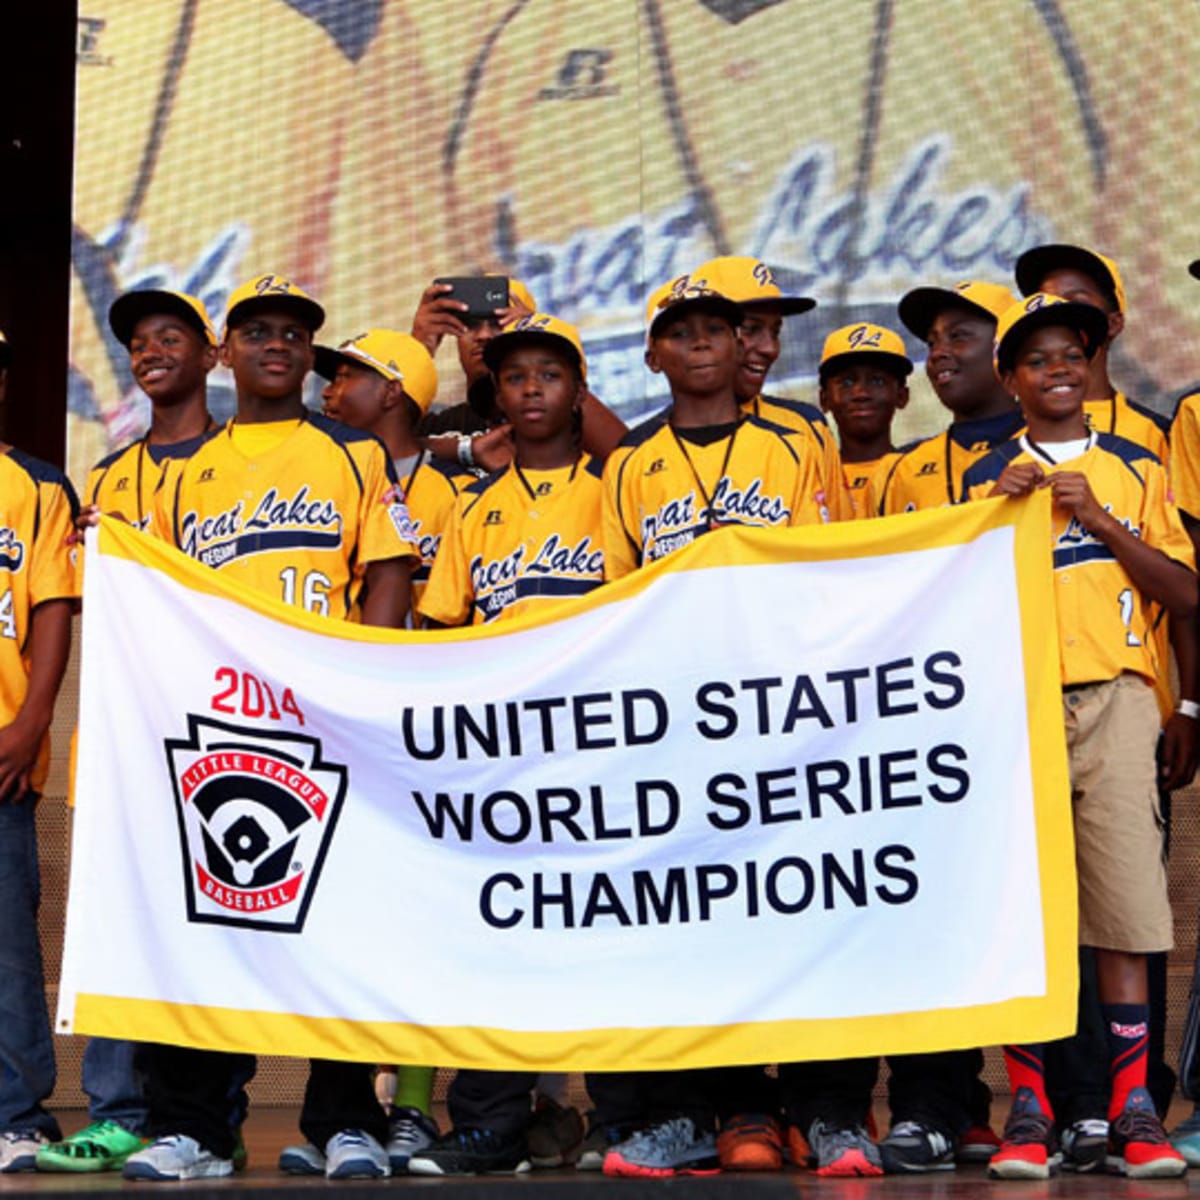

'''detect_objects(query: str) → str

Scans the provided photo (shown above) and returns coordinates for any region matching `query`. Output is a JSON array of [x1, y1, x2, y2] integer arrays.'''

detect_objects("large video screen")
[[70, 0, 1200, 486]]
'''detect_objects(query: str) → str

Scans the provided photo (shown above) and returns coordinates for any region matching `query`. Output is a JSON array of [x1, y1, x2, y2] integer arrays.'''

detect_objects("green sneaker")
[[36, 1121, 148, 1173]]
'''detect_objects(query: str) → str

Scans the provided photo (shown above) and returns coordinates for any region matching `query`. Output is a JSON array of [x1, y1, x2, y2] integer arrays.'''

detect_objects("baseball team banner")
[[59, 496, 1076, 1070]]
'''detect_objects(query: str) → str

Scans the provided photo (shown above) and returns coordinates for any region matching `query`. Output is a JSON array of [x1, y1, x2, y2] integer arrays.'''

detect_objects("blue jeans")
[[0, 794, 60, 1138], [83, 1038, 147, 1132]]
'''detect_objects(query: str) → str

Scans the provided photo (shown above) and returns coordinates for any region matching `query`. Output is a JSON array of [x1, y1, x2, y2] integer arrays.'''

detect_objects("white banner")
[[59, 497, 1076, 1070]]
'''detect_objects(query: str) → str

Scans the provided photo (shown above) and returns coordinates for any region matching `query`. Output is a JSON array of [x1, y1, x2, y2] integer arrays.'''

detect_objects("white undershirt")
[[1019, 431, 1096, 466]]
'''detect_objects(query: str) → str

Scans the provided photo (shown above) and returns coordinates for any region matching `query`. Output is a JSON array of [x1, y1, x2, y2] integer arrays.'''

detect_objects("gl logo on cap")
[[255, 274, 295, 296], [847, 324, 883, 349], [752, 261, 774, 287]]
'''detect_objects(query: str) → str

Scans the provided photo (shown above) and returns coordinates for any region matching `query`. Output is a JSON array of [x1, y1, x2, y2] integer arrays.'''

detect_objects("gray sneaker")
[[386, 1108, 439, 1173], [122, 1135, 233, 1181], [1, 1131, 50, 1174], [602, 1117, 719, 1177], [278, 1141, 325, 1175], [807, 1120, 884, 1177], [324, 1129, 390, 1180]]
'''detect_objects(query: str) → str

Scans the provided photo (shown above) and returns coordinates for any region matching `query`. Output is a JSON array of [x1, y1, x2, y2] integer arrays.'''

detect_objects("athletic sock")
[[1103, 1003, 1150, 1118], [393, 1065, 436, 1116], [1003, 1045, 1052, 1115]]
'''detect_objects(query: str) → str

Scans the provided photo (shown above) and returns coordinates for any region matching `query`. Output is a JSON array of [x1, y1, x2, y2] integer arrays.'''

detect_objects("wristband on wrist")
[[1178, 699, 1200, 720], [457, 433, 476, 469]]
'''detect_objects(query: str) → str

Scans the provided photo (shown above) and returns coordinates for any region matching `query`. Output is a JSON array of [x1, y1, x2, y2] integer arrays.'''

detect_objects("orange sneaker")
[[716, 1114, 782, 1171]]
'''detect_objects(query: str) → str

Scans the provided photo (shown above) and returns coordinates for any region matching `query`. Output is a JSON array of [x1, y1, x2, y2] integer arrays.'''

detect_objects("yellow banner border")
[[79, 493, 1076, 1067]]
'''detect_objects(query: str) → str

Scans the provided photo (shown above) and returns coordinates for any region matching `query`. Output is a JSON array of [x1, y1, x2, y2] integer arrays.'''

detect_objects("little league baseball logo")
[[165, 716, 347, 933]]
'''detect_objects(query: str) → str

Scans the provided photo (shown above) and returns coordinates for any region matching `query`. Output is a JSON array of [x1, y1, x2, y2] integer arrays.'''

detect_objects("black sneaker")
[[575, 1118, 635, 1171], [879, 1121, 955, 1173], [407, 1128, 531, 1176], [527, 1098, 584, 1168], [1059, 1118, 1108, 1173]]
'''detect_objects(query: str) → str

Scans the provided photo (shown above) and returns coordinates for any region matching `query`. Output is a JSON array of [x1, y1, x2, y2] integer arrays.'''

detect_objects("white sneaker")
[[387, 1108, 439, 1173], [0, 1130, 50, 1173], [324, 1129, 390, 1180], [122, 1134, 233, 1181]]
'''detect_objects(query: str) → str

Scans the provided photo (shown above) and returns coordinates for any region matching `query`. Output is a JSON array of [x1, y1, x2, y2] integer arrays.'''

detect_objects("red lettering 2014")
[[211, 667, 305, 726]]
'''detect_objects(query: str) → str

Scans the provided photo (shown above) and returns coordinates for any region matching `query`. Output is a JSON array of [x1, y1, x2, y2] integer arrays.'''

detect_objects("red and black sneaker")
[[988, 1089, 1058, 1180], [1107, 1088, 1186, 1179]]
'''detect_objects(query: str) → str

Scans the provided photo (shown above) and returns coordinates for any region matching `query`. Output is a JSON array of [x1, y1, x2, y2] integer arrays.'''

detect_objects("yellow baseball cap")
[[314, 329, 439, 414], [109, 289, 218, 349], [819, 323, 913, 380], [223, 273, 325, 336], [482, 312, 587, 381], [645, 273, 743, 338], [1014, 244, 1127, 314], [0, 327, 9, 368], [507, 278, 537, 313], [897, 280, 1017, 340], [692, 256, 816, 316], [994, 293, 1110, 373]]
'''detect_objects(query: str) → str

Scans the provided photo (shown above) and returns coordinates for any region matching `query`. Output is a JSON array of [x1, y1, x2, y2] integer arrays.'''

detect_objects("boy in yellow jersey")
[[962, 295, 1194, 1182], [419, 314, 604, 630], [877, 280, 1020, 515], [317, 329, 459, 623], [0, 331, 80, 1173], [1166, 256, 1200, 1164], [408, 314, 600, 1178], [688, 255, 852, 522], [121, 274, 417, 1185], [37, 290, 219, 1176], [602, 277, 828, 580], [1017, 245, 1195, 1161], [817, 324, 911, 519], [85, 291, 219, 528]]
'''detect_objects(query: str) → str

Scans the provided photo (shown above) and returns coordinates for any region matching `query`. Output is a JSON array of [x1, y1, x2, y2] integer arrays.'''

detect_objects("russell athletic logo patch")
[[166, 716, 347, 933]]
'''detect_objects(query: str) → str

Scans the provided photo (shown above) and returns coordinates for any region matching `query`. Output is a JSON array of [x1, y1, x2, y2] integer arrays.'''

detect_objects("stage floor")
[[3, 1106, 1198, 1197]]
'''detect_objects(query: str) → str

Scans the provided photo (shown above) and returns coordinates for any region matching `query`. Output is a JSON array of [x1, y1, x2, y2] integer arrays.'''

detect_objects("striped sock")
[[1103, 1003, 1150, 1118], [1003, 1044, 1052, 1116]]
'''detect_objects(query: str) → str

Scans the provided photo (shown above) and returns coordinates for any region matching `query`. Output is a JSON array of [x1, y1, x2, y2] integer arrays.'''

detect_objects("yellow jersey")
[[1083, 393, 1171, 466], [741, 394, 852, 521], [393, 452, 462, 612], [875, 410, 1024, 515], [85, 429, 219, 532], [962, 434, 1194, 688], [602, 413, 828, 579], [1168, 390, 1200, 522], [420, 456, 606, 625], [152, 414, 417, 620], [0, 449, 81, 794], [843, 453, 901, 520]]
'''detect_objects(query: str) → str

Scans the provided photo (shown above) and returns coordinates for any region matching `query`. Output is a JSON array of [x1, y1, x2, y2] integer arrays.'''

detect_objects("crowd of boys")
[[3, 244, 1200, 1185]]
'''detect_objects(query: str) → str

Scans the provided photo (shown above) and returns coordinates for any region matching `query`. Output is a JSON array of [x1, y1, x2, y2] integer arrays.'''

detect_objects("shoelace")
[[1004, 1113, 1052, 1145], [1113, 1109, 1168, 1145]]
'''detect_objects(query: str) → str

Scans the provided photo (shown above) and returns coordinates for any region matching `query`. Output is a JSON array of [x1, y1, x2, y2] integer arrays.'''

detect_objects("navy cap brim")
[[1189, 260, 1200, 281], [109, 290, 213, 349], [819, 350, 913, 382], [482, 329, 584, 379], [1014, 244, 1116, 304], [996, 300, 1110, 374], [898, 287, 996, 341], [225, 294, 324, 335], [649, 294, 744, 337], [742, 295, 817, 318]]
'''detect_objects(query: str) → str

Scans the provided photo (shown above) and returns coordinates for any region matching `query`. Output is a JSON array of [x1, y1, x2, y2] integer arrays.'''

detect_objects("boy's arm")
[[1162, 612, 1199, 788], [361, 558, 413, 630], [1045, 471, 1198, 619], [0, 598, 72, 802]]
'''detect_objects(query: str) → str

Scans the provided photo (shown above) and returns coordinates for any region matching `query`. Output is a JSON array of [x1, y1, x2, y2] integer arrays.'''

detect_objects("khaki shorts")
[[1065, 673, 1172, 953]]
